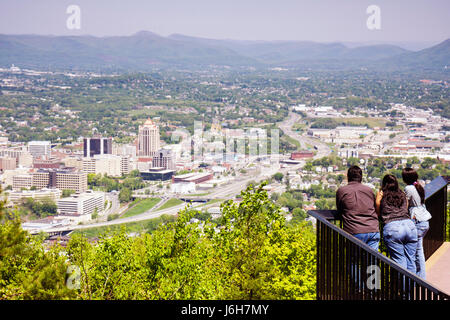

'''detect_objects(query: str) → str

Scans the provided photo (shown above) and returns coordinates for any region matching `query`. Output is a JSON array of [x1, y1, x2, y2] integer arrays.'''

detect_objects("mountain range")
[[0, 31, 448, 72]]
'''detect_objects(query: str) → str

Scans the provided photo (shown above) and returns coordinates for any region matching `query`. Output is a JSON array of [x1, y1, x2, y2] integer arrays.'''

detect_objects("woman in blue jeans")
[[402, 168, 430, 279], [376, 174, 418, 274]]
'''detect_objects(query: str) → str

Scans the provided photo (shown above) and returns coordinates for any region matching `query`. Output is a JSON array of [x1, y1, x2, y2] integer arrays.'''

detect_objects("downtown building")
[[82, 154, 130, 177], [12, 168, 88, 192], [138, 118, 160, 157], [8, 188, 62, 204], [0, 156, 17, 171], [28, 141, 52, 159], [152, 148, 175, 170], [290, 151, 314, 160], [12, 174, 33, 190], [83, 137, 112, 158], [57, 190, 105, 216], [33, 157, 61, 169], [0, 146, 34, 167]]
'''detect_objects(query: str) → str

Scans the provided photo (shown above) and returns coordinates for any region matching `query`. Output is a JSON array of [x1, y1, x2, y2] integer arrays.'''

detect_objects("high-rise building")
[[57, 191, 105, 216], [82, 154, 128, 177], [0, 157, 17, 171], [12, 174, 33, 190], [29, 168, 87, 193], [121, 156, 131, 175], [28, 141, 51, 159], [0, 147, 33, 167], [83, 137, 112, 158], [138, 118, 160, 157], [152, 149, 175, 170], [112, 143, 136, 158]]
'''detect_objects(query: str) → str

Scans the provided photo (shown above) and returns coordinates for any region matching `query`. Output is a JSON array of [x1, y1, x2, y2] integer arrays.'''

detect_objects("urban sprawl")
[[1, 65, 449, 245]]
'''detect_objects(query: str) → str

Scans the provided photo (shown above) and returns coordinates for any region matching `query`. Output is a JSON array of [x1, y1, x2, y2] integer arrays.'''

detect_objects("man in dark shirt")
[[336, 166, 380, 251]]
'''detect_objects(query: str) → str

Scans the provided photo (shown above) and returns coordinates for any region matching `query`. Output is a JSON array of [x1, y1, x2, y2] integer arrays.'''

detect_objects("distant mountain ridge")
[[0, 31, 448, 72]]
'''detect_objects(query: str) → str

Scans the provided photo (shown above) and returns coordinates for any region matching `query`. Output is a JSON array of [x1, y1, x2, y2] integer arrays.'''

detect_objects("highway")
[[278, 111, 332, 159]]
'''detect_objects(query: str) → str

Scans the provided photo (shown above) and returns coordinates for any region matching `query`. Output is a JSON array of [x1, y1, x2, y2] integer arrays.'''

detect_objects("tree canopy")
[[0, 184, 317, 300]]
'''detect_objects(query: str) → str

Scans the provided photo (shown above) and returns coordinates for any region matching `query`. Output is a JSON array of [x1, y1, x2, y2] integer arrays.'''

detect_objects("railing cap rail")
[[424, 175, 449, 200]]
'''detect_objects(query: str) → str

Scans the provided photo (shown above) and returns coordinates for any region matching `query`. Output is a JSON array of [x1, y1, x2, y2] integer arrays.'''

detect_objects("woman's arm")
[[404, 186, 413, 209], [375, 190, 383, 217]]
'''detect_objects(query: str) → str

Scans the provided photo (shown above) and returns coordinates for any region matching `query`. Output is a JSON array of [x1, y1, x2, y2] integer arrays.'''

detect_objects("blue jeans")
[[415, 220, 429, 279], [383, 219, 418, 274], [350, 232, 380, 291], [353, 232, 380, 252]]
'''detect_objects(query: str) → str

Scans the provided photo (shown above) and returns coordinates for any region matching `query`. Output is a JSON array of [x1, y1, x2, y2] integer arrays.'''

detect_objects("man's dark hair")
[[347, 165, 362, 183]]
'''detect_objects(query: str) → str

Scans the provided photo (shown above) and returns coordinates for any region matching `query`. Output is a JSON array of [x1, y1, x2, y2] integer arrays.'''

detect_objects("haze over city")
[[0, 0, 449, 49]]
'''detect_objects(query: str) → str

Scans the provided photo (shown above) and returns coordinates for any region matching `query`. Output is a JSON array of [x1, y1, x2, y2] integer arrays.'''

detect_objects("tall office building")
[[152, 149, 175, 170], [138, 118, 160, 157], [29, 168, 87, 193], [0, 147, 32, 166], [83, 137, 112, 158], [81, 154, 125, 177], [0, 157, 17, 171], [57, 191, 105, 216], [28, 141, 51, 159]]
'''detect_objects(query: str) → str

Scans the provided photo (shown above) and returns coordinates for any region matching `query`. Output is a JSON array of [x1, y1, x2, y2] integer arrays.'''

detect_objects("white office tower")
[[82, 154, 129, 177], [28, 141, 51, 159], [138, 118, 160, 157], [57, 191, 105, 216]]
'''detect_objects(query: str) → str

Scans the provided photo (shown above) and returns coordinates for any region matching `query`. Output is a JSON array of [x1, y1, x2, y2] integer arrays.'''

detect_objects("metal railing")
[[307, 176, 450, 300], [423, 176, 449, 259]]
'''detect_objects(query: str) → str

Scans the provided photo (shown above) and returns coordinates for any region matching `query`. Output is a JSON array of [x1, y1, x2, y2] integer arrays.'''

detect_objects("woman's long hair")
[[402, 167, 425, 204], [381, 174, 406, 208]]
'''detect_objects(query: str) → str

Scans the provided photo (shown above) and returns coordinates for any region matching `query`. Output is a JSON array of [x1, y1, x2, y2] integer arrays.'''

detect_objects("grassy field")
[[71, 214, 176, 238], [187, 192, 211, 197], [292, 123, 307, 131], [203, 199, 224, 206], [330, 117, 387, 128], [281, 134, 301, 150], [156, 198, 184, 211], [120, 198, 161, 219]]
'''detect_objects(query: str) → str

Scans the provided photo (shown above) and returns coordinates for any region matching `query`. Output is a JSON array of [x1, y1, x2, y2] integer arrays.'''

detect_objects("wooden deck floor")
[[426, 242, 450, 295]]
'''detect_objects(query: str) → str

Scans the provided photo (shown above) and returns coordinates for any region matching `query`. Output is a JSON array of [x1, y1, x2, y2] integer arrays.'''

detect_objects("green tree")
[[1, 183, 317, 300], [213, 183, 315, 299], [0, 191, 75, 299], [119, 188, 132, 203], [62, 189, 76, 198], [273, 172, 284, 182], [292, 207, 307, 222]]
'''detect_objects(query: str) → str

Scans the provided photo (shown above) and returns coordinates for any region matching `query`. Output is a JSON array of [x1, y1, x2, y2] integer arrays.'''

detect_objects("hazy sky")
[[0, 0, 449, 44]]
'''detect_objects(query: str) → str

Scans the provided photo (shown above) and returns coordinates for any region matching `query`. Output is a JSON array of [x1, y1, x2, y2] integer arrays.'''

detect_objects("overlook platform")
[[426, 242, 450, 295], [308, 175, 450, 300]]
